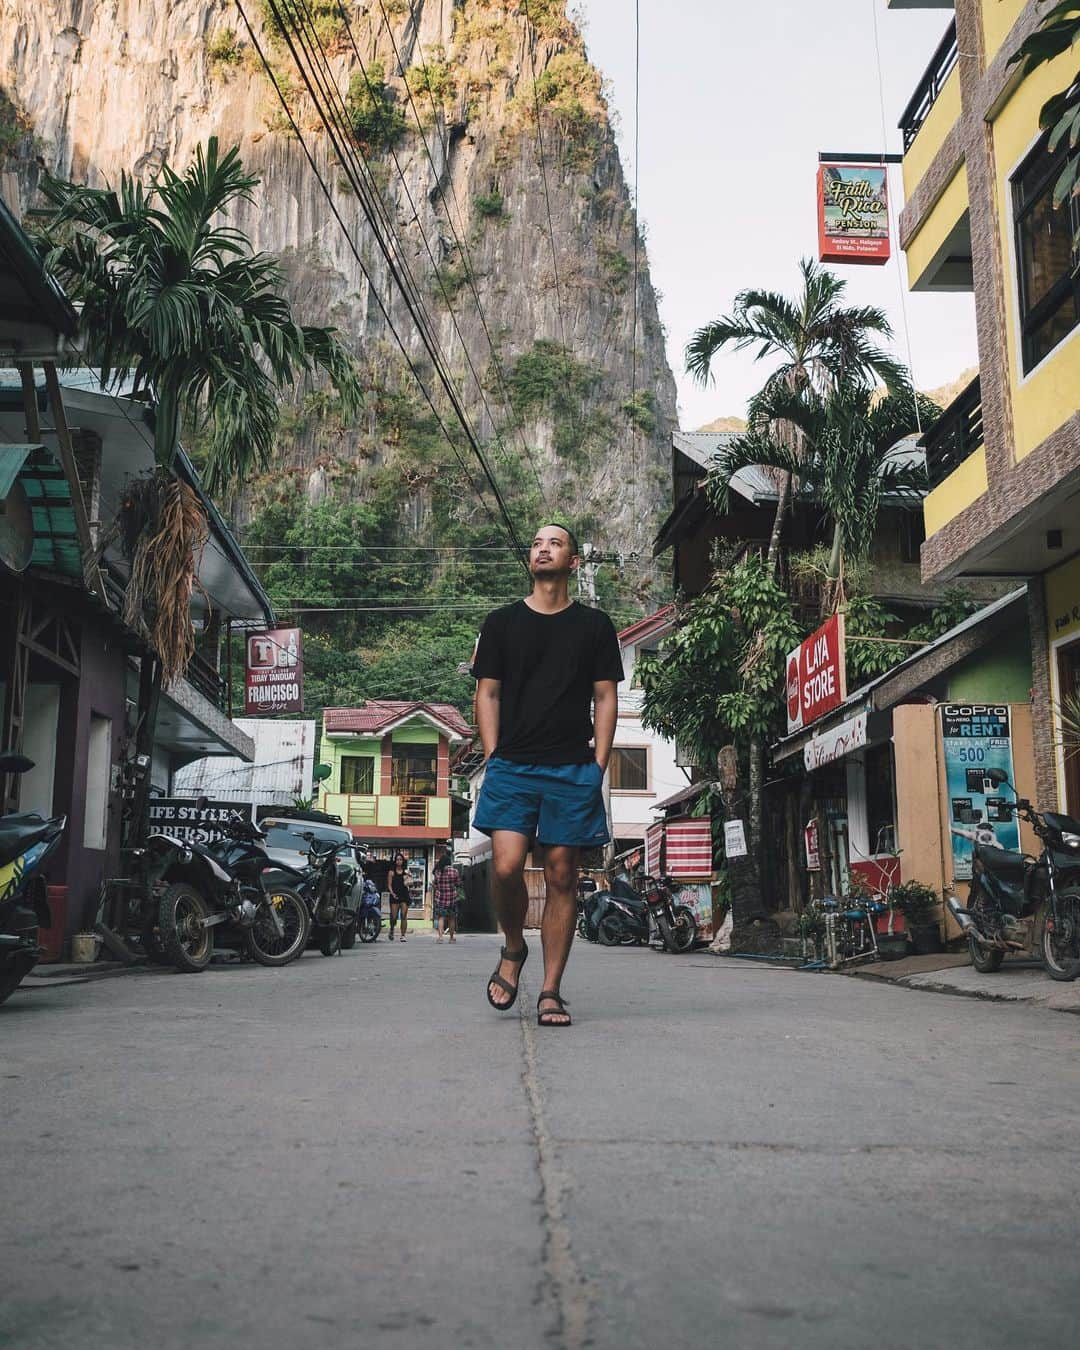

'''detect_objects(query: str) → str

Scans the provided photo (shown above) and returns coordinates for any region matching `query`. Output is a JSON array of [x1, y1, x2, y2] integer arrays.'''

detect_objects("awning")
[[652, 779, 714, 812], [772, 586, 1028, 764], [0, 443, 81, 577]]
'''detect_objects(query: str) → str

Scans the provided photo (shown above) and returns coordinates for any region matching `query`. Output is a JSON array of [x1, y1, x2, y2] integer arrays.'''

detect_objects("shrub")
[[405, 51, 457, 116], [598, 241, 631, 293], [0, 88, 29, 159], [474, 189, 507, 220], [260, 0, 345, 49], [432, 259, 473, 302], [621, 391, 655, 436], [519, 0, 573, 40], [346, 62, 406, 152], [208, 28, 243, 68]]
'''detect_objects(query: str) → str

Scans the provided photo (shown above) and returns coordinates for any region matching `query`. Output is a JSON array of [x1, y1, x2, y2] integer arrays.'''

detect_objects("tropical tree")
[[684, 258, 905, 569], [709, 380, 940, 611], [36, 138, 360, 679], [1011, 5, 1080, 260]]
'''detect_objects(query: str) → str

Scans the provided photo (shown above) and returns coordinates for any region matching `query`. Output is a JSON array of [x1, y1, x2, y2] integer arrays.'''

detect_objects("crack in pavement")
[[517, 977, 590, 1350]]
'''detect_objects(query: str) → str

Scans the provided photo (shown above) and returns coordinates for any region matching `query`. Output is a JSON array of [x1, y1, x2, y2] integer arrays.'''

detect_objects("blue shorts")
[[472, 756, 610, 848]]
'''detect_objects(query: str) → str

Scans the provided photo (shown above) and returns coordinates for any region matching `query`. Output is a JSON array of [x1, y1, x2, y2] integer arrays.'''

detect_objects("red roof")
[[617, 604, 676, 646], [324, 700, 471, 739]]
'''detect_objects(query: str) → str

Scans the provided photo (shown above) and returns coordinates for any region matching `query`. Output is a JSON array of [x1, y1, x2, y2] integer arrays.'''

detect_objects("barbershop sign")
[[786, 614, 848, 734]]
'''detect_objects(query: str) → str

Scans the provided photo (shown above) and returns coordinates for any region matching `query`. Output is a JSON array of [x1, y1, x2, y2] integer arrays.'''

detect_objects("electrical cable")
[[279, 0, 530, 551], [630, 0, 641, 526], [520, 0, 569, 352], [364, 0, 554, 514], [869, 0, 923, 436], [238, 0, 529, 564]]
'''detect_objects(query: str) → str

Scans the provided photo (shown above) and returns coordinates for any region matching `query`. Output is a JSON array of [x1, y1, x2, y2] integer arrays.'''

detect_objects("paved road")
[[2, 935, 1079, 1350]]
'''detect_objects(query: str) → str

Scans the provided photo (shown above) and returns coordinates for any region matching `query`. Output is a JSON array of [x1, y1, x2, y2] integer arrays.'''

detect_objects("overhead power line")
[[236, 0, 530, 567], [367, 0, 553, 513]]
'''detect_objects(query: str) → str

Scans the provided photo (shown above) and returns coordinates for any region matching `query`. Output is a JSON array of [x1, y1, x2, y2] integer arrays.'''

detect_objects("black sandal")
[[537, 990, 572, 1028], [486, 942, 528, 1011]]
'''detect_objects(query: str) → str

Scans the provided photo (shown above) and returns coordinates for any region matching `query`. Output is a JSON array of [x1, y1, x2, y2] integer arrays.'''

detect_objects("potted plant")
[[887, 880, 942, 954], [873, 887, 910, 960]]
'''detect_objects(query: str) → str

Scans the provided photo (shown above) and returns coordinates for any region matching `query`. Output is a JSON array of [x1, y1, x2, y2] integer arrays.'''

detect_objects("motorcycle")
[[287, 835, 364, 957], [576, 876, 598, 940], [356, 875, 383, 943], [138, 802, 310, 973], [593, 872, 698, 954], [0, 753, 63, 1005], [946, 768, 1080, 981]]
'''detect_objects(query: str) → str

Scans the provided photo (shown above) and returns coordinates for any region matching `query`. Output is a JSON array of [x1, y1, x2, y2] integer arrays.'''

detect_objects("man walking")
[[470, 524, 623, 1027]]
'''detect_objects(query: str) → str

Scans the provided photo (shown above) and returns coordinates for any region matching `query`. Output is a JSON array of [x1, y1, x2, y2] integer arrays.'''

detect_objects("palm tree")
[[36, 138, 361, 679], [685, 258, 905, 570], [711, 380, 940, 611]]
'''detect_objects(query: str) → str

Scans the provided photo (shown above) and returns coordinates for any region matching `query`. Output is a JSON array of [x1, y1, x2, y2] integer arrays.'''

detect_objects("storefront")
[[774, 589, 1038, 938]]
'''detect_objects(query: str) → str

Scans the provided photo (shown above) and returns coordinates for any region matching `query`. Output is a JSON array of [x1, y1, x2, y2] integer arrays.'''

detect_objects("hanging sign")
[[245, 627, 304, 715], [940, 704, 1020, 880], [786, 614, 847, 734], [817, 163, 890, 265], [148, 798, 252, 846], [804, 818, 821, 871], [804, 711, 868, 770], [723, 819, 748, 859]]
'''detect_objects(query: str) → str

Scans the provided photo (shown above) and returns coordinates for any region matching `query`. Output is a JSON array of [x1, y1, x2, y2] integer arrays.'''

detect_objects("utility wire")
[[630, 0, 641, 527], [365, 0, 553, 513], [520, 0, 569, 352], [282, 0, 532, 549], [241, 0, 529, 564]]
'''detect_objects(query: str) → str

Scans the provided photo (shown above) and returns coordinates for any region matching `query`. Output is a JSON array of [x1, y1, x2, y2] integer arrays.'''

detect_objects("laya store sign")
[[817, 163, 890, 265], [245, 627, 304, 715], [787, 614, 847, 735]]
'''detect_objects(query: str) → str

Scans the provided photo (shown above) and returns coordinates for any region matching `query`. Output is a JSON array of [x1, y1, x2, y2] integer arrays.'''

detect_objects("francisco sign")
[[245, 627, 304, 716], [786, 614, 847, 735], [817, 163, 890, 266]]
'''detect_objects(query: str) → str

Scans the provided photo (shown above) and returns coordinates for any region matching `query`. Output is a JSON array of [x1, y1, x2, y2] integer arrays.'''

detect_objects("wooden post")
[[41, 362, 107, 602]]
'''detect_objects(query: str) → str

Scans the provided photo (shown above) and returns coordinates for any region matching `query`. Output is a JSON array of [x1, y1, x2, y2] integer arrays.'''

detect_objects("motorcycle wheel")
[[1039, 892, 1080, 981], [967, 931, 1004, 973], [598, 915, 623, 946], [159, 882, 212, 973], [318, 925, 341, 957], [340, 919, 358, 950], [247, 888, 310, 967], [577, 917, 588, 939], [663, 905, 698, 954], [358, 911, 380, 943]]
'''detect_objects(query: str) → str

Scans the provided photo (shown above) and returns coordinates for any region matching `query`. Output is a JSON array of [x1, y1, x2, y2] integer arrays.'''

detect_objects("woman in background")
[[432, 848, 461, 943], [388, 852, 411, 942]]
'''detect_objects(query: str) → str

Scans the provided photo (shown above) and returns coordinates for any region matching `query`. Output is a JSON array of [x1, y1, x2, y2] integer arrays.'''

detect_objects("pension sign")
[[786, 614, 847, 734]]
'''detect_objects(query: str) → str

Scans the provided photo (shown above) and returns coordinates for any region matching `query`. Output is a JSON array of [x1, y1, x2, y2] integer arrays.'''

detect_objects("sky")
[[575, 0, 979, 429]]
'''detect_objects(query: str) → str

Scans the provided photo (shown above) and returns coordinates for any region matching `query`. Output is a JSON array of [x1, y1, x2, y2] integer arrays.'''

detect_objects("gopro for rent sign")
[[245, 627, 304, 715], [786, 614, 847, 735]]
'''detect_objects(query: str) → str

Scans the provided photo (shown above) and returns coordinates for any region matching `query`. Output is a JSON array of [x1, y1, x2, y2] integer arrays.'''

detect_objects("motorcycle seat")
[[974, 843, 1028, 882], [0, 813, 53, 867], [1044, 811, 1080, 838]]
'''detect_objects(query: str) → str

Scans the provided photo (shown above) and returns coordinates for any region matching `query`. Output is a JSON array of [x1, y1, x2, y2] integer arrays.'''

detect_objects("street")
[[2, 937, 1079, 1350]]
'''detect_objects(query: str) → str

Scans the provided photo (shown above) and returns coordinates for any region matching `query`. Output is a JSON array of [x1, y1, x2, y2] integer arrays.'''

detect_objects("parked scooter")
[[593, 872, 699, 953], [356, 875, 383, 943], [287, 835, 364, 956], [0, 753, 63, 1004], [576, 876, 598, 940], [138, 802, 310, 972], [947, 769, 1080, 981]]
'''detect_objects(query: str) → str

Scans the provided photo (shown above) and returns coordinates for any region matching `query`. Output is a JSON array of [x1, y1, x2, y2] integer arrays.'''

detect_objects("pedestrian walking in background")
[[433, 848, 461, 943], [388, 852, 410, 942], [471, 523, 623, 1027]]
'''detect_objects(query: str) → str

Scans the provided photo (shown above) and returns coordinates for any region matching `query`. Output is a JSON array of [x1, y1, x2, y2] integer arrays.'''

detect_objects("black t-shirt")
[[471, 600, 624, 765]]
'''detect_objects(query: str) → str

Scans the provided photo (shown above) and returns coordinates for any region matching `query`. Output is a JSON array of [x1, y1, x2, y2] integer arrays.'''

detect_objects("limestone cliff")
[[1, 0, 676, 558]]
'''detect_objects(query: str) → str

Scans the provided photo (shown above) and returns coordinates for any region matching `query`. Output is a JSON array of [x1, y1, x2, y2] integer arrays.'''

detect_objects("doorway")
[[1057, 638, 1080, 815]]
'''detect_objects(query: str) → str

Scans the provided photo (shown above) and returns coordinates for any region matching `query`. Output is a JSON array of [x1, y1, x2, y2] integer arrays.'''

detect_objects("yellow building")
[[893, 0, 1080, 814]]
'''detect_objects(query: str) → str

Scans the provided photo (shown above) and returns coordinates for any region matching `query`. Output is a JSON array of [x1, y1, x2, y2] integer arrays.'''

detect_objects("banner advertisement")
[[817, 163, 890, 265], [148, 798, 252, 846], [804, 818, 821, 871], [786, 613, 847, 734], [803, 711, 868, 770], [245, 627, 304, 716], [940, 704, 1020, 880]]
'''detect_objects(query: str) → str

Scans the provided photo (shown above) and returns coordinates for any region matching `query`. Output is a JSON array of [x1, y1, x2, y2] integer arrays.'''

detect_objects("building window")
[[865, 742, 896, 855], [610, 746, 648, 791], [391, 744, 437, 796], [1013, 134, 1080, 373], [340, 755, 374, 795]]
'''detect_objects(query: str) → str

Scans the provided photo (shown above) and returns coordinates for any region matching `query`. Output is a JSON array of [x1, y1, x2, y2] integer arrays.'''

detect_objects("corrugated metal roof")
[[172, 719, 316, 805], [324, 700, 471, 738]]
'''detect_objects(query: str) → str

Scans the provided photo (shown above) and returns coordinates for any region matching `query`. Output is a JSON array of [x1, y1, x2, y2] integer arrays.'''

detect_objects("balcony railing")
[[921, 375, 983, 490], [321, 792, 450, 831], [186, 649, 228, 711], [899, 18, 958, 150]]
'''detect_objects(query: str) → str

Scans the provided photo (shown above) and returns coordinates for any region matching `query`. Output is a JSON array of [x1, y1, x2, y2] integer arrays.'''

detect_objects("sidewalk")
[[20, 958, 151, 988], [844, 950, 1080, 1014]]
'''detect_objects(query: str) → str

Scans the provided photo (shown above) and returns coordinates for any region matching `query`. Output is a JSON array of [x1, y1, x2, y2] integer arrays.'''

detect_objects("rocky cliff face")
[[1, 0, 676, 557]]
